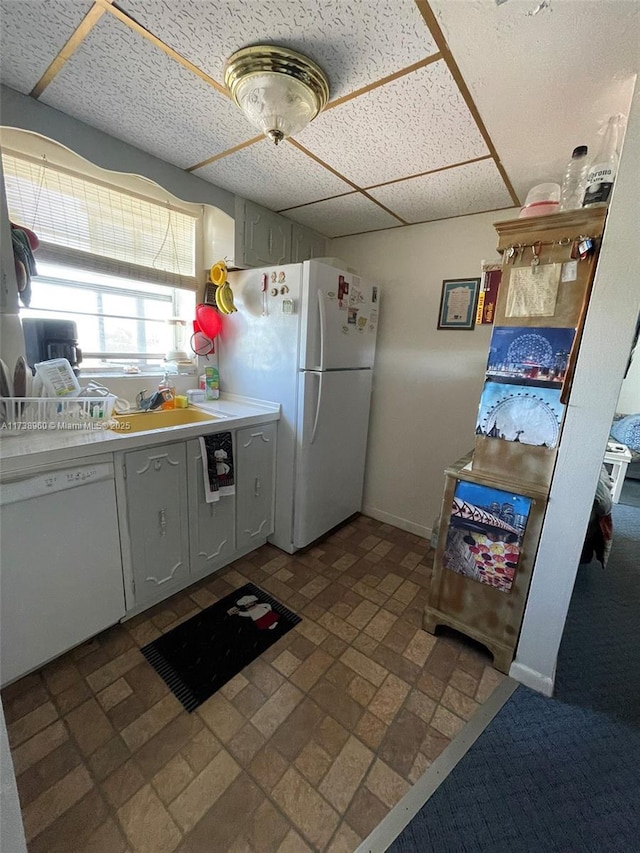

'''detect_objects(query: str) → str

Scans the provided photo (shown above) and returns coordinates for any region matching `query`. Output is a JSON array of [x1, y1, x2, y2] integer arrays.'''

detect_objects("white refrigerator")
[[221, 260, 381, 553]]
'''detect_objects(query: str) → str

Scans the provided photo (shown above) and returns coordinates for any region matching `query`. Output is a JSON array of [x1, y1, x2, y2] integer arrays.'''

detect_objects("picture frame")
[[437, 278, 481, 330]]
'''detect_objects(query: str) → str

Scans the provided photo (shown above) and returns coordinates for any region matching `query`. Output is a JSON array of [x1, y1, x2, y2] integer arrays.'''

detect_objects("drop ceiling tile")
[[284, 194, 401, 239], [368, 160, 513, 223], [0, 0, 93, 93], [194, 140, 353, 210], [119, 0, 436, 100], [39, 15, 252, 170], [296, 61, 489, 187]]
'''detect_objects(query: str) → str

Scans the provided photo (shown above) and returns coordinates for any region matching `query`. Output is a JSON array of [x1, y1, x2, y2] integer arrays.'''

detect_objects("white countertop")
[[0, 394, 280, 477]]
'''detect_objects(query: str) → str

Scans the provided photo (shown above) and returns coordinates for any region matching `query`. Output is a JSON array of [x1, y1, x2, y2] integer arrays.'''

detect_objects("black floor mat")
[[141, 583, 301, 712]]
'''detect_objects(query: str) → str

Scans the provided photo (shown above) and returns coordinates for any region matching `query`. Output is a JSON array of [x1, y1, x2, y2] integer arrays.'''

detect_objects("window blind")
[[2, 151, 199, 290]]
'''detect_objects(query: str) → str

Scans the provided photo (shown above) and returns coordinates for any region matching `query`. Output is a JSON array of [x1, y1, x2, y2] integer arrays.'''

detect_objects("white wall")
[[511, 79, 640, 696], [332, 208, 516, 537], [617, 344, 640, 414]]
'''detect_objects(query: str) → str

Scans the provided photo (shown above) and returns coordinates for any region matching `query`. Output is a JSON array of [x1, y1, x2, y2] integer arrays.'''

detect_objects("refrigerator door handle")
[[310, 371, 323, 446], [317, 289, 327, 371]]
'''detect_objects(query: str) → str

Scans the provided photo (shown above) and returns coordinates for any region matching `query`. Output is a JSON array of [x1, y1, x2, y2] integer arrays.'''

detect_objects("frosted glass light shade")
[[225, 45, 329, 145]]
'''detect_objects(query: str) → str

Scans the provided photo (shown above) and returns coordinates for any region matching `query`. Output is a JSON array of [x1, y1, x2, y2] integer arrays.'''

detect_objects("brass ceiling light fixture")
[[224, 45, 330, 145]]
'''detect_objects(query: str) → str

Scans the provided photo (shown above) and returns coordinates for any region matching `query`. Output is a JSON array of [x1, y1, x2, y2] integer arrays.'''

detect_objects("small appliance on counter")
[[23, 318, 82, 376]]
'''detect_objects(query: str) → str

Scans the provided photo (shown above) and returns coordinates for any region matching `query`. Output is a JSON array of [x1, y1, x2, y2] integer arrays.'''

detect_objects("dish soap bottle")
[[158, 372, 175, 410], [582, 115, 622, 208]]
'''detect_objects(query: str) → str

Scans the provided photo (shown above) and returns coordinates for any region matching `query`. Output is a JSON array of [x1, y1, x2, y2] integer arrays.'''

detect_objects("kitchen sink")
[[110, 408, 222, 433]]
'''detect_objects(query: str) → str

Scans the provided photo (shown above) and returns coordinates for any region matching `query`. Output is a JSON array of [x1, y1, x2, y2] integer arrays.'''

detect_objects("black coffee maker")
[[23, 319, 83, 376]]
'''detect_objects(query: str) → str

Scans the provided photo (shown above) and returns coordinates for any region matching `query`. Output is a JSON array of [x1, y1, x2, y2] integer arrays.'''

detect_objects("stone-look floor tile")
[[220, 672, 250, 700], [310, 679, 364, 731], [393, 580, 420, 606], [458, 647, 490, 679], [351, 633, 379, 656], [270, 698, 325, 761], [22, 764, 94, 841], [52, 680, 92, 716], [425, 642, 461, 683], [330, 601, 353, 620], [65, 699, 115, 756], [180, 725, 221, 774], [86, 735, 130, 782], [198, 693, 246, 743], [228, 722, 266, 766], [442, 685, 481, 721], [97, 677, 133, 713], [321, 634, 349, 658], [359, 535, 382, 551], [365, 759, 410, 810], [295, 619, 330, 646], [117, 784, 182, 853], [176, 772, 263, 853], [244, 660, 285, 696], [127, 620, 162, 647], [340, 647, 388, 687], [368, 673, 410, 726], [347, 674, 378, 707], [277, 828, 313, 853], [189, 586, 218, 609], [476, 666, 506, 703], [314, 714, 350, 758], [408, 752, 432, 784], [83, 817, 128, 853], [8, 702, 58, 748], [448, 667, 480, 698], [246, 799, 290, 853], [403, 629, 437, 667], [290, 647, 334, 692], [233, 683, 268, 719], [377, 573, 404, 596], [294, 740, 333, 786], [299, 576, 331, 599], [272, 650, 302, 677], [152, 754, 194, 804], [248, 744, 289, 790], [42, 661, 82, 696], [327, 821, 363, 853], [378, 709, 429, 778], [431, 705, 466, 739], [121, 693, 182, 752], [16, 740, 82, 808], [102, 757, 145, 809], [86, 648, 142, 693], [417, 671, 447, 701], [406, 689, 437, 725], [28, 788, 109, 853], [400, 551, 423, 571], [12, 721, 68, 776], [318, 612, 360, 643], [384, 597, 407, 617], [3, 681, 50, 726], [251, 682, 304, 738], [421, 727, 451, 761], [372, 645, 420, 685], [355, 710, 388, 751], [326, 660, 357, 693], [169, 748, 241, 833], [352, 581, 387, 606], [134, 714, 203, 778], [272, 767, 340, 850], [319, 736, 374, 814], [364, 609, 397, 641], [107, 692, 147, 733], [344, 787, 389, 840]]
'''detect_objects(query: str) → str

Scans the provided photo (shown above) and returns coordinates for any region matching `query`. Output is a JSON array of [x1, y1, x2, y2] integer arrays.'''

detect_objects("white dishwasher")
[[0, 458, 126, 686]]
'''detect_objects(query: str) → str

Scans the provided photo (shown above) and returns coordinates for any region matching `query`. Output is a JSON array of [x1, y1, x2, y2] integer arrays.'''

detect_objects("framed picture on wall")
[[437, 278, 481, 330]]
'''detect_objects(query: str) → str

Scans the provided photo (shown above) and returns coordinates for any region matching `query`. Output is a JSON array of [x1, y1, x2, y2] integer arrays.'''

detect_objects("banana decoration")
[[214, 281, 237, 315]]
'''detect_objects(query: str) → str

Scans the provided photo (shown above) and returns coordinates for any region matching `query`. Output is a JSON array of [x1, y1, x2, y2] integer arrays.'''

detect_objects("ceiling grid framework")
[[0, 0, 522, 237]]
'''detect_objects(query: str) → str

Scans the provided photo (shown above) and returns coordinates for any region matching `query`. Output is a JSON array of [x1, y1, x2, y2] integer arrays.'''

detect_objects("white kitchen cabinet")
[[235, 423, 276, 551], [291, 222, 328, 263], [237, 198, 291, 267], [187, 438, 236, 577], [123, 442, 190, 607]]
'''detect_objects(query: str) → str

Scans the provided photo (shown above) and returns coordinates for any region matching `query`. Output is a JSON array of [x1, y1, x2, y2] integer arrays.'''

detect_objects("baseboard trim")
[[362, 505, 430, 540], [508, 661, 555, 697], [355, 677, 519, 853]]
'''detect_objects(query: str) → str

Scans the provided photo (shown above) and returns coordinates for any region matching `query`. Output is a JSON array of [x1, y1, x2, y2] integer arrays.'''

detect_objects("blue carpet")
[[389, 502, 640, 852]]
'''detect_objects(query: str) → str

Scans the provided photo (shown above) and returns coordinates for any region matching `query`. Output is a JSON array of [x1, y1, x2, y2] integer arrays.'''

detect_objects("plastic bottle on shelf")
[[582, 115, 621, 208], [559, 145, 589, 211]]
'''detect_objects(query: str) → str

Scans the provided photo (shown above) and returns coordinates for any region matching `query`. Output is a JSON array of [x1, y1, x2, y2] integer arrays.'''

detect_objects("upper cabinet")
[[291, 222, 328, 264], [234, 198, 327, 269]]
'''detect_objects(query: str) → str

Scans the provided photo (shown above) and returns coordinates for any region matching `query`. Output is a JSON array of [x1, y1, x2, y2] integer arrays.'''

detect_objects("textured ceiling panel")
[[40, 15, 252, 169], [284, 194, 401, 239], [193, 139, 353, 210], [368, 160, 513, 223], [296, 61, 489, 187], [0, 0, 93, 94], [119, 0, 437, 100]]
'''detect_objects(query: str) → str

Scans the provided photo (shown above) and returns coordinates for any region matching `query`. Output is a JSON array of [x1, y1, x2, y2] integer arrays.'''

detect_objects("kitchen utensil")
[[210, 260, 227, 286], [196, 303, 223, 339], [0, 358, 14, 397], [13, 357, 27, 398], [190, 328, 215, 357]]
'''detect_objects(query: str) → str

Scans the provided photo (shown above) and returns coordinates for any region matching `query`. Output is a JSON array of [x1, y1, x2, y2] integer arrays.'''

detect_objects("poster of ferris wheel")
[[485, 326, 576, 388]]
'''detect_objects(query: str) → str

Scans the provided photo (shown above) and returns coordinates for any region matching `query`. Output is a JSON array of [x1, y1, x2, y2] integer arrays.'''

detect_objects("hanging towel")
[[199, 432, 235, 503]]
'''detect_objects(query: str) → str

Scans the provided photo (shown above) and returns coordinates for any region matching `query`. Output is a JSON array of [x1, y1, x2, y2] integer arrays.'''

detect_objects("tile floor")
[[3, 515, 505, 853]]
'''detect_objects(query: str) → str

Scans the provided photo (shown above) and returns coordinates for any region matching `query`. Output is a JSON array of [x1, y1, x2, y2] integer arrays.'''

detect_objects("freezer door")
[[293, 369, 373, 549], [299, 260, 380, 370]]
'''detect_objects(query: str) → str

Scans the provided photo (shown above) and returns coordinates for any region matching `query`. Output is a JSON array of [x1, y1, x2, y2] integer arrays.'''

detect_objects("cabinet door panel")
[[243, 201, 290, 267], [124, 442, 189, 605], [291, 223, 327, 263], [236, 424, 276, 551], [187, 438, 236, 577]]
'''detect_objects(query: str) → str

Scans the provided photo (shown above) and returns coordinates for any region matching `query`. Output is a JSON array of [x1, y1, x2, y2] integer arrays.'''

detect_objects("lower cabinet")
[[119, 423, 276, 612]]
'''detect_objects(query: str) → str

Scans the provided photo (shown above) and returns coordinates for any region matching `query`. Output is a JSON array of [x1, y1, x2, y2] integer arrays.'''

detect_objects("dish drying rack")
[[0, 395, 117, 434]]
